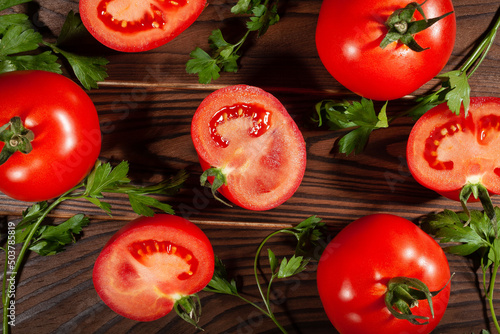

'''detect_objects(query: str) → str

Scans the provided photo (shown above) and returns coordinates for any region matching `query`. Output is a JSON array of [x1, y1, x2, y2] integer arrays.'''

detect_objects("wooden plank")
[[1, 0, 500, 332], [2, 216, 496, 333]]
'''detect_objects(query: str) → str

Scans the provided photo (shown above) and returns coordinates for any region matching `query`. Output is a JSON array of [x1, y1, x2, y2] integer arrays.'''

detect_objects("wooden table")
[[1, 0, 500, 333]]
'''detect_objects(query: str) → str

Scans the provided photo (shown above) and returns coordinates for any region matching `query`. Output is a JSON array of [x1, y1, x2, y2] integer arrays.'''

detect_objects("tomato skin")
[[317, 214, 450, 334], [315, 0, 456, 101], [93, 214, 214, 322], [407, 97, 500, 201], [191, 85, 307, 211], [79, 0, 206, 52], [0, 70, 101, 202]]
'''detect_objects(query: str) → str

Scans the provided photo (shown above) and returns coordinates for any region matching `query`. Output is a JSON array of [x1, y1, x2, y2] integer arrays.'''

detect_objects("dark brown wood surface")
[[1, 0, 500, 333]]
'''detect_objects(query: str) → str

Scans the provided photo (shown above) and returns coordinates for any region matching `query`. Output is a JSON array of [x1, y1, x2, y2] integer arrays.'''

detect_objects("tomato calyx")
[[200, 167, 232, 207], [380, 0, 453, 52], [174, 294, 203, 330], [0, 116, 34, 165], [384, 276, 451, 325]]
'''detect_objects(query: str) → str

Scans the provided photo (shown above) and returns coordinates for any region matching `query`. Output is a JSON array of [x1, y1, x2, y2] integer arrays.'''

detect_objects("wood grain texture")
[[1, 0, 500, 333]]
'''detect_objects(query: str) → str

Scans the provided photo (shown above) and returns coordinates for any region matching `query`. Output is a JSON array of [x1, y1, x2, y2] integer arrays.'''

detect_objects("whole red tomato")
[[93, 214, 215, 322], [191, 85, 307, 211], [407, 97, 500, 201], [80, 0, 206, 52], [315, 0, 456, 101], [0, 70, 101, 202], [317, 214, 450, 334]]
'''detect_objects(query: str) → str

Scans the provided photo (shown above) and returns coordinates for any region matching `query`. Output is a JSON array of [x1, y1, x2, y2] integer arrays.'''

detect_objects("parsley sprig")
[[1, 160, 187, 333], [203, 216, 327, 333], [422, 208, 500, 333], [312, 98, 388, 155], [0, 1, 108, 89], [186, 0, 280, 84], [314, 4, 500, 155]]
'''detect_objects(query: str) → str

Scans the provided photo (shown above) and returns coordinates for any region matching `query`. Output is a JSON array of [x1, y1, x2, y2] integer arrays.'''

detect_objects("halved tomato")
[[191, 85, 307, 211], [407, 97, 500, 201], [79, 0, 207, 52], [92, 214, 214, 321]]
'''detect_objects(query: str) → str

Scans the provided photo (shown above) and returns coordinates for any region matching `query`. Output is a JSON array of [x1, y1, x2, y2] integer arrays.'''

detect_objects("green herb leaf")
[[129, 193, 174, 216], [231, 0, 252, 14], [17, 214, 90, 256], [0, 13, 31, 34], [277, 255, 308, 278], [268, 248, 278, 272], [84, 161, 131, 198], [313, 98, 389, 155], [48, 45, 108, 90], [0, 0, 31, 12], [422, 209, 495, 256], [437, 70, 471, 116], [56, 11, 88, 46], [187, 0, 279, 83], [292, 215, 327, 260], [186, 47, 221, 84], [203, 256, 239, 295], [0, 24, 41, 56]]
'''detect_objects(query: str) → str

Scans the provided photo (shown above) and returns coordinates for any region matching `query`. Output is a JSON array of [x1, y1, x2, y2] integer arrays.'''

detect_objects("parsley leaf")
[[16, 214, 90, 256], [83, 161, 187, 216], [0, 0, 31, 12], [437, 70, 471, 116], [276, 255, 308, 278], [187, 0, 280, 83], [44, 11, 108, 90], [313, 98, 389, 155], [205, 216, 327, 331], [0, 6, 108, 90], [422, 209, 494, 256]]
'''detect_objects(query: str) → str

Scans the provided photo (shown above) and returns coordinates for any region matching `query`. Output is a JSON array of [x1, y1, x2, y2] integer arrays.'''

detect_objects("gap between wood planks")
[[0, 210, 295, 229], [97, 80, 420, 100]]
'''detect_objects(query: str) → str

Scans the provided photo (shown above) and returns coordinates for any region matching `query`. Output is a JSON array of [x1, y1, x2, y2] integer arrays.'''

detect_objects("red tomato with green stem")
[[407, 97, 500, 203], [79, 0, 206, 52], [191, 85, 307, 211], [315, 0, 456, 101], [317, 214, 451, 334], [0, 70, 101, 202], [93, 214, 215, 322]]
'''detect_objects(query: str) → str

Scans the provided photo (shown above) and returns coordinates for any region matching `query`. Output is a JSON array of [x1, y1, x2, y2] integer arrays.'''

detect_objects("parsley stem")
[[487, 259, 500, 333], [462, 11, 500, 78], [1, 184, 81, 333], [253, 229, 293, 334]]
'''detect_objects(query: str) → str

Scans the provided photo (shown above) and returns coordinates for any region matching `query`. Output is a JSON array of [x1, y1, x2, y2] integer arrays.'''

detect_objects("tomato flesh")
[[407, 97, 500, 200], [191, 85, 307, 211], [80, 0, 206, 52], [317, 214, 450, 334], [209, 104, 272, 148], [93, 215, 214, 322]]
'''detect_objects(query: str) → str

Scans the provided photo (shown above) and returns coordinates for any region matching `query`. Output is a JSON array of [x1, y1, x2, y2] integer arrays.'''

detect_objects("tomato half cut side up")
[[92, 215, 215, 321], [407, 97, 500, 201], [79, 0, 207, 52], [191, 85, 307, 211]]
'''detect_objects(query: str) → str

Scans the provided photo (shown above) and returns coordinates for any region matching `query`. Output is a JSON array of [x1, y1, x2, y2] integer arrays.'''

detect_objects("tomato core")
[[209, 104, 272, 148], [128, 239, 198, 280], [97, 0, 187, 34]]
